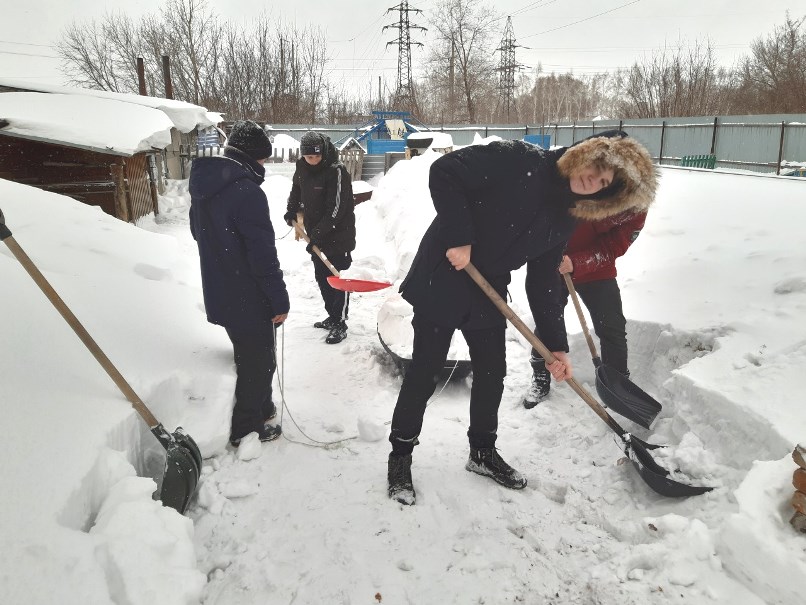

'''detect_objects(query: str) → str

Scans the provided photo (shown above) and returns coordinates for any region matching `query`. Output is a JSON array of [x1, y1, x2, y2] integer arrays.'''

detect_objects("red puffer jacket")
[[567, 210, 647, 284]]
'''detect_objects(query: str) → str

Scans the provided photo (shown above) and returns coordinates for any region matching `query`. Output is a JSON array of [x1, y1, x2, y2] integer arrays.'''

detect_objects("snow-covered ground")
[[1, 146, 805, 604]]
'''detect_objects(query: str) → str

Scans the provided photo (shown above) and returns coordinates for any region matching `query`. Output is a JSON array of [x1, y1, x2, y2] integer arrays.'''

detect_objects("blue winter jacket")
[[189, 148, 289, 330]]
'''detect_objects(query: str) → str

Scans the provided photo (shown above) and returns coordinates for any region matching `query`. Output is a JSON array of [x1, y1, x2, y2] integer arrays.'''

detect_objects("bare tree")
[[422, 0, 499, 122], [619, 40, 731, 118], [734, 13, 806, 113]]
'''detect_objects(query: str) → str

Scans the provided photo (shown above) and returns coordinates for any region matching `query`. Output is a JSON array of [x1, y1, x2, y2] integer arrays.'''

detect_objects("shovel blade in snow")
[[326, 276, 392, 293], [595, 363, 662, 430], [152, 426, 202, 514], [625, 435, 713, 497]]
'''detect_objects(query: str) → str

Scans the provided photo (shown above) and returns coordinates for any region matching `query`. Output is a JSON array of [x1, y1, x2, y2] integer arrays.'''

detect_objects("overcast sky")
[[0, 0, 802, 97]]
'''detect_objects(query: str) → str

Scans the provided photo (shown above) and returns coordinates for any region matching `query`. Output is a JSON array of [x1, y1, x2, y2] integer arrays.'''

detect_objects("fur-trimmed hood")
[[557, 134, 658, 221]]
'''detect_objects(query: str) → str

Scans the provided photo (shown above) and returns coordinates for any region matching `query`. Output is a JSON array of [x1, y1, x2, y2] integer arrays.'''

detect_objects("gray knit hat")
[[300, 131, 325, 156]]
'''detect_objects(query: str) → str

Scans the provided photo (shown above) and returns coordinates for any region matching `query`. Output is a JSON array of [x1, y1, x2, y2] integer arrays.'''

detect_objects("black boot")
[[325, 320, 348, 344], [465, 447, 527, 489], [523, 361, 551, 409], [387, 453, 416, 505], [314, 316, 338, 329]]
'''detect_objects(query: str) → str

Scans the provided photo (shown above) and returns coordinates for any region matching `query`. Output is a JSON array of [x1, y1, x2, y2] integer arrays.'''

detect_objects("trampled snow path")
[[188, 176, 774, 604]]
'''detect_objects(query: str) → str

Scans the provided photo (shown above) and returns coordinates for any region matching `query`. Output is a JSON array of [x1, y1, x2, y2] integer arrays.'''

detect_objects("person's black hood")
[[189, 147, 266, 201]]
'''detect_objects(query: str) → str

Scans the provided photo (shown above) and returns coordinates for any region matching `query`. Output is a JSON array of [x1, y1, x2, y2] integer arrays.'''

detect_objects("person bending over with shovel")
[[284, 131, 356, 345], [189, 120, 289, 448], [522, 205, 647, 408], [387, 130, 657, 505]]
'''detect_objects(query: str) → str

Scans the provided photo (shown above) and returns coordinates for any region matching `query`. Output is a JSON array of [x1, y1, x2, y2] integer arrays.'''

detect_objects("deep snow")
[[1, 145, 805, 604]]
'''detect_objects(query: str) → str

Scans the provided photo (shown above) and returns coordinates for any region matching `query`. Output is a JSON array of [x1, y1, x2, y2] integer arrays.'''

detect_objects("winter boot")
[[387, 453, 416, 505], [465, 447, 527, 490], [325, 320, 348, 344], [314, 316, 338, 330], [229, 424, 282, 448], [523, 363, 551, 409]]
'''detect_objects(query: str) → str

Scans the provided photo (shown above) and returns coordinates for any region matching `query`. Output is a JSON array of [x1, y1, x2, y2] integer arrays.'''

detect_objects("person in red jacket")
[[522, 208, 647, 408]]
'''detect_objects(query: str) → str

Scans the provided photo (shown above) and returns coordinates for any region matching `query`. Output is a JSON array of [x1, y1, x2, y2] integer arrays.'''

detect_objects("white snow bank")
[[0, 92, 173, 155], [0, 77, 215, 133]]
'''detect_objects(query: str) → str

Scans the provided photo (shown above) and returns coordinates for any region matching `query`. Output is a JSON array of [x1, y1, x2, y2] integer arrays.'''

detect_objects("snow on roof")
[[0, 92, 173, 156], [0, 77, 215, 133]]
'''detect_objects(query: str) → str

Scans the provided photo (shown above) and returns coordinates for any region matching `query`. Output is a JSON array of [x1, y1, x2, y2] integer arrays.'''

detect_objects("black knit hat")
[[300, 131, 325, 156], [227, 120, 272, 161]]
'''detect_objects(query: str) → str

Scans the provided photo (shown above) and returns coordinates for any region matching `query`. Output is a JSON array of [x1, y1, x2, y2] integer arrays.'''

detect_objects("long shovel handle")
[[0, 224, 160, 428], [563, 273, 600, 361], [463, 262, 626, 437], [292, 221, 340, 278]]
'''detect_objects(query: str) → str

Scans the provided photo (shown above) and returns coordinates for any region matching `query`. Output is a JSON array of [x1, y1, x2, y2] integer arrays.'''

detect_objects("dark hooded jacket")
[[286, 135, 355, 255], [189, 147, 289, 330], [401, 135, 657, 351]]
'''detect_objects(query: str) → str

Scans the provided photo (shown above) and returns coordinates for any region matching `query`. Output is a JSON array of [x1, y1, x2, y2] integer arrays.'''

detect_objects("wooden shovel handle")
[[463, 261, 626, 436], [292, 221, 340, 278], [563, 273, 600, 361], [2, 232, 160, 428]]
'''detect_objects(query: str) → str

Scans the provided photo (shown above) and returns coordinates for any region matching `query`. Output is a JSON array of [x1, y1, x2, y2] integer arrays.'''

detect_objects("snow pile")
[[2, 146, 806, 603], [0, 92, 173, 155], [0, 77, 216, 133]]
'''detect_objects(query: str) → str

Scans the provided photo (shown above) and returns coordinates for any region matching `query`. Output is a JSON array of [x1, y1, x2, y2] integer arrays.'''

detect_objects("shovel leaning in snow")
[[0, 214, 201, 514], [563, 273, 662, 429], [464, 261, 712, 497], [292, 220, 391, 293]]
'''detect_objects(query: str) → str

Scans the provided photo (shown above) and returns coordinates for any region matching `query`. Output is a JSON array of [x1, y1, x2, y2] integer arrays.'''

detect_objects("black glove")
[[283, 211, 297, 227], [305, 242, 316, 255]]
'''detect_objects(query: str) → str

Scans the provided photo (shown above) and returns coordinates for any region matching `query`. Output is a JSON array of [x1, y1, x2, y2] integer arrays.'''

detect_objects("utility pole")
[[383, 1, 426, 114], [495, 17, 523, 123]]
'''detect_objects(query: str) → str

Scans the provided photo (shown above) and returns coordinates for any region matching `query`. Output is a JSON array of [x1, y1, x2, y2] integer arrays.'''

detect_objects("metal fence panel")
[[264, 114, 806, 175]]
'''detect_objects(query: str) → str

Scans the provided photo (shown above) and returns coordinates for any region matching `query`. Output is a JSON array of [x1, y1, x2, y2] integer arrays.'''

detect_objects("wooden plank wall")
[[0, 137, 157, 222]]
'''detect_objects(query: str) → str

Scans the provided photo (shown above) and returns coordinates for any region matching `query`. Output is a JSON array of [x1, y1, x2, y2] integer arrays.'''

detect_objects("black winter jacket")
[[400, 140, 577, 350], [286, 136, 356, 255], [189, 148, 289, 330]]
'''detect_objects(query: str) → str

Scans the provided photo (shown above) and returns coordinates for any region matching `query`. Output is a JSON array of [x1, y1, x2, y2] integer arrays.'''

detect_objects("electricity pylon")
[[384, 1, 427, 113], [495, 16, 523, 123]]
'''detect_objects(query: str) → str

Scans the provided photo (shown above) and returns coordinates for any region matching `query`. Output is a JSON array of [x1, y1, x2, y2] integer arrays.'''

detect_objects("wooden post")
[[110, 164, 130, 223], [162, 55, 173, 100], [791, 444, 806, 533], [658, 120, 666, 166], [137, 58, 147, 96]]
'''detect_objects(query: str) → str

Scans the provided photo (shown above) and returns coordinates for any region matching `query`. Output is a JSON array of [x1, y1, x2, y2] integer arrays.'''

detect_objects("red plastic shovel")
[[292, 221, 391, 293]]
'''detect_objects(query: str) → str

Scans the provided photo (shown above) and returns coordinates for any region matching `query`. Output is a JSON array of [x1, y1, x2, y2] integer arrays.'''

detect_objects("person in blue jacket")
[[387, 132, 658, 505], [189, 120, 290, 447]]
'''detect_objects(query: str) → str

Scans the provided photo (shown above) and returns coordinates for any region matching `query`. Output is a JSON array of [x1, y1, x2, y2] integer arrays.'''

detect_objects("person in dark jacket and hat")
[[387, 131, 658, 505], [189, 119, 289, 447], [284, 131, 356, 344], [522, 207, 647, 408]]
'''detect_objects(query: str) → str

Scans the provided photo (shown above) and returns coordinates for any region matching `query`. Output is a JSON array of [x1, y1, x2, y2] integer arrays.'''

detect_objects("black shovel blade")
[[152, 425, 202, 514], [625, 435, 713, 497], [595, 364, 662, 430]]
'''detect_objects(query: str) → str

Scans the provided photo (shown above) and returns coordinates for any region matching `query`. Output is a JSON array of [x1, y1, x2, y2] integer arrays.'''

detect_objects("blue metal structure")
[[335, 111, 430, 154], [523, 134, 551, 148]]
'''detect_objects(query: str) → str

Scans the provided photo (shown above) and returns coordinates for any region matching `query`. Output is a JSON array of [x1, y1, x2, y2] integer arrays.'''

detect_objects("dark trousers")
[[532, 278, 628, 374], [390, 313, 507, 455], [312, 251, 352, 321], [225, 323, 277, 440]]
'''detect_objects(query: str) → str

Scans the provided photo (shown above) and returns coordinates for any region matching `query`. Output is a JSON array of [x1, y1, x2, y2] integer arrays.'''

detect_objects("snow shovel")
[[0, 215, 202, 514], [292, 220, 391, 293], [563, 273, 662, 429], [464, 262, 712, 497]]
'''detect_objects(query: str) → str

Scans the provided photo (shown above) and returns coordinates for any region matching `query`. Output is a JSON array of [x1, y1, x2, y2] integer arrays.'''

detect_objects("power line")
[[522, 0, 644, 40], [0, 39, 56, 48], [0, 49, 60, 59]]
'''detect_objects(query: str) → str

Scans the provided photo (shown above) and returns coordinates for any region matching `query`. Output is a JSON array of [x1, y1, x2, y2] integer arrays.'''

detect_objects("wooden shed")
[[0, 130, 158, 223]]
